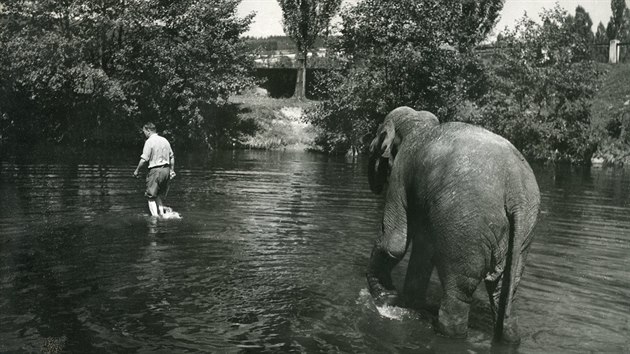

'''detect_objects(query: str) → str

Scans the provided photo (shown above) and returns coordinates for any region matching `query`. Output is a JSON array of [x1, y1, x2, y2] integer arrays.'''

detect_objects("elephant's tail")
[[495, 205, 537, 341]]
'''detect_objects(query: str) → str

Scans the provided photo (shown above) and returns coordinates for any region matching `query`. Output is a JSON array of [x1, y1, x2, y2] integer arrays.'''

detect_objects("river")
[[1, 148, 629, 353]]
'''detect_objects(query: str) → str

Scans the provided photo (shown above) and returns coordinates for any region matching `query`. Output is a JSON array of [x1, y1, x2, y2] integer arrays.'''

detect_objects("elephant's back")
[[426, 122, 531, 171], [415, 122, 537, 201], [433, 122, 516, 154]]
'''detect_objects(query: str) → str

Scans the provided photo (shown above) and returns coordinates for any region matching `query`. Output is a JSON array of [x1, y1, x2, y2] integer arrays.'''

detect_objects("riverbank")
[[230, 93, 319, 151], [232, 63, 630, 163]]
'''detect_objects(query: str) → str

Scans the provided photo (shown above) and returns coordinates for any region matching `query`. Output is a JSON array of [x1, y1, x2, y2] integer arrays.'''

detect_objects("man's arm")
[[134, 159, 147, 178]]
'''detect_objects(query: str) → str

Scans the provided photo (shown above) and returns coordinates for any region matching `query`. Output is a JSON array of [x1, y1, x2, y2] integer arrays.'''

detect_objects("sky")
[[237, 0, 626, 38]]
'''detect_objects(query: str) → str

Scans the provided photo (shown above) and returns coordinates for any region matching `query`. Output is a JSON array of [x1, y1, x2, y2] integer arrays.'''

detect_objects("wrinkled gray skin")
[[366, 106, 540, 343]]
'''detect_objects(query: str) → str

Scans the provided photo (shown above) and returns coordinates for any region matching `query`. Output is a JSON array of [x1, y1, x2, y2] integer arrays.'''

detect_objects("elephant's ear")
[[379, 120, 400, 166], [368, 120, 400, 194]]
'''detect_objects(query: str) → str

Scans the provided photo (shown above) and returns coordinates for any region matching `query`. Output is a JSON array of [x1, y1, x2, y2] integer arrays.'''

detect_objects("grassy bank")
[[591, 63, 630, 164], [230, 94, 319, 151]]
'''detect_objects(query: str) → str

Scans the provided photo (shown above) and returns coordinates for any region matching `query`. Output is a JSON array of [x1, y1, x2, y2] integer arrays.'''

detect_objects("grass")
[[229, 93, 320, 151]]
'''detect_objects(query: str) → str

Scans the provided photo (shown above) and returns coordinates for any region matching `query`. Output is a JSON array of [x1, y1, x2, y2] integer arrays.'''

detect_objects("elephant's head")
[[367, 106, 439, 194]]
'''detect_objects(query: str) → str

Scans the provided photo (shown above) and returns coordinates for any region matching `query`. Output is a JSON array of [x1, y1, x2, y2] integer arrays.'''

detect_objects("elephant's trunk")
[[366, 248, 399, 306], [367, 156, 387, 194]]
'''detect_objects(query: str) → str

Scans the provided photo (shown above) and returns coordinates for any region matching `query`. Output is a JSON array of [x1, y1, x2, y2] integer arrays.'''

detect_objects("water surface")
[[1, 149, 629, 353]]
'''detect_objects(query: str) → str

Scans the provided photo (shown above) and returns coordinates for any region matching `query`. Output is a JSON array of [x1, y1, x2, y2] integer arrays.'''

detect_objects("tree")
[[622, 7, 630, 40], [567, 6, 594, 60], [0, 0, 255, 147], [307, 0, 504, 153], [477, 5, 602, 163], [277, 0, 342, 99], [594, 21, 609, 62], [456, 0, 506, 50], [571, 6, 594, 42], [595, 22, 608, 43], [606, 0, 629, 40]]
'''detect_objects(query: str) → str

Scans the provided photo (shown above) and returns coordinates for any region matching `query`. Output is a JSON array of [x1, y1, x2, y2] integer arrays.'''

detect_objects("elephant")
[[366, 106, 540, 343]]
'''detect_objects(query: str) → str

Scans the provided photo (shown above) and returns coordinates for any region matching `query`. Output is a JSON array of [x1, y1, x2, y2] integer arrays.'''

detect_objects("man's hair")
[[143, 122, 157, 132]]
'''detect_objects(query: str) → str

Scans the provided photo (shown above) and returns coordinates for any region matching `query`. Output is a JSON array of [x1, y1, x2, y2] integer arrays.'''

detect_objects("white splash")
[[161, 206, 181, 219], [377, 303, 414, 321], [358, 288, 417, 321]]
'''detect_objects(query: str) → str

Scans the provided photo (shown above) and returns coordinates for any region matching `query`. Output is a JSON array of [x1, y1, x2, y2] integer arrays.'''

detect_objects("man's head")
[[142, 123, 156, 138]]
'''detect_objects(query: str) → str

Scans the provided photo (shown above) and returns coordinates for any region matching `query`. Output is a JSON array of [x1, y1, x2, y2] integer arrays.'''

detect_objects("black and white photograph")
[[1, 0, 629, 352]]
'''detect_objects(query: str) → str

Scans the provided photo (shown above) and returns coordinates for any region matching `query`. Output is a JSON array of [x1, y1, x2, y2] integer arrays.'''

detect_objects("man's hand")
[[134, 159, 147, 178], [169, 170, 176, 179]]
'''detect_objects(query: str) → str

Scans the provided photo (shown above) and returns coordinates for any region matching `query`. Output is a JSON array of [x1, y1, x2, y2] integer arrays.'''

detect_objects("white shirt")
[[141, 133, 174, 168]]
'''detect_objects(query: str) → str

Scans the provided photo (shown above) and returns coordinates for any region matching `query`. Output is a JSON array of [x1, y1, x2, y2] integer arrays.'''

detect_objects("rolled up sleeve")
[[140, 141, 152, 161]]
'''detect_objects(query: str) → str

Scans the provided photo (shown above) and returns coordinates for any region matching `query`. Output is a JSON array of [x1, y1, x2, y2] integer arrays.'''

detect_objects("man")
[[133, 123, 176, 216]]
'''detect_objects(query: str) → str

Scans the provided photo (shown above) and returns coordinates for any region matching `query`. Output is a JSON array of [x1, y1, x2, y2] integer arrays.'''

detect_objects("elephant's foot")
[[434, 296, 470, 339], [497, 317, 521, 344], [435, 315, 468, 339], [366, 272, 399, 306], [366, 249, 401, 306]]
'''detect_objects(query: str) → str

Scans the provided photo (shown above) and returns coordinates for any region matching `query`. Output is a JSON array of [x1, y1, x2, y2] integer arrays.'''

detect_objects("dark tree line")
[[2, 0, 627, 163], [0, 0, 255, 148]]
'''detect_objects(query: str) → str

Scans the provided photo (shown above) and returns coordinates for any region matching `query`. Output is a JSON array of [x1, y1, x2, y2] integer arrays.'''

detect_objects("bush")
[[306, 0, 499, 153], [0, 0, 255, 149], [472, 6, 603, 164]]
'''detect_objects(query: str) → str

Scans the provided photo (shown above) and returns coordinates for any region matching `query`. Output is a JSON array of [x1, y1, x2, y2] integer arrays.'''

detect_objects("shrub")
[[473, 6, 603, 164], [306, 0, 500, 153], [0, 0, 255, 148]]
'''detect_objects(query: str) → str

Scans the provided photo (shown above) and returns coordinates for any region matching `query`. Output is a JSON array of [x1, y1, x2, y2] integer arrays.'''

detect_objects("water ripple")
[[1, 152, 629, 352]]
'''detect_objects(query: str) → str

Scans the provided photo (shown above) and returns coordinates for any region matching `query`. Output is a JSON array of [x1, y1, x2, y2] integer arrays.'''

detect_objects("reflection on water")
[[1, 150, 629, 353]]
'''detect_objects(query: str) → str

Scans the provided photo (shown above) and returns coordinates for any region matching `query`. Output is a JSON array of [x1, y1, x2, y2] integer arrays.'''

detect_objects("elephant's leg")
[[402, 240, 434, 309], [435, 273, 481, 338], [366, 198, 408, 306], [366, 246, 401, 306]]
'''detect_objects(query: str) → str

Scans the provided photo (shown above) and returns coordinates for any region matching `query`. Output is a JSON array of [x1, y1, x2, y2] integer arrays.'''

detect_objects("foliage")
[[307, 0, 502, 153], [571, 6, 594, 41], [589, 63, 630, 165], [595, 22, 608, 43], [473, 6, 603, 164], [273, 56, 296, 68], [277, 0, 341, 55], [606, 0, 630, 41], [277, 0, 342, 98], [0, 0, 255, 148], [567, 5, 594, 61], [306, 51, 338, 69]]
